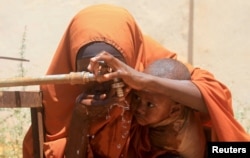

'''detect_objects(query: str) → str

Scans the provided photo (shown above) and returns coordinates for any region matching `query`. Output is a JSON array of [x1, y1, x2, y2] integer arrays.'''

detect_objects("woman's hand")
[[76, 87, 131, 106], [76, 92, 107, 106], [87, 51, 146, 90]]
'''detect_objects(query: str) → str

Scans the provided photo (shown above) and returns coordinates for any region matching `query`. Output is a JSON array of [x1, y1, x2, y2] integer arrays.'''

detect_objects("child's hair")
[[145, 58, 191, 80]]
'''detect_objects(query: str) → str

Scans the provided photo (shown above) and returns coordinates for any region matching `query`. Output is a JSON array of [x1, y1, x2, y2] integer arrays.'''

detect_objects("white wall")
[[194, 0, 250, 129]]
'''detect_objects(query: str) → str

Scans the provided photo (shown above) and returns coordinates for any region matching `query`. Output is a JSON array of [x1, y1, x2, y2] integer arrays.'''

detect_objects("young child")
[[132, 58, 206, 158]]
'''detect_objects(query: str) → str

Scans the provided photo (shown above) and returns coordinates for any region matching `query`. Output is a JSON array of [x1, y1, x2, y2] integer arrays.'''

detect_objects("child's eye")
[[147, 102, 155, 108]]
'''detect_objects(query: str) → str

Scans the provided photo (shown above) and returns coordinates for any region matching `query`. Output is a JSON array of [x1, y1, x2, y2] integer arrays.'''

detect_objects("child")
[[132, 58, 206, 158]]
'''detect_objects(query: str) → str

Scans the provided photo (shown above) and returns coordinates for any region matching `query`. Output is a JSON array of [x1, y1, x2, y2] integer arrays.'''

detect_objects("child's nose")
[[135, 101, 147, 115]]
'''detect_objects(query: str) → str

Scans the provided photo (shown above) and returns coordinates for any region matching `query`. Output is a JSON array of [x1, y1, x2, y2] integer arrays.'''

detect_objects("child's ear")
[[169, 102, 182, 118], [169, 102, 187, 132]]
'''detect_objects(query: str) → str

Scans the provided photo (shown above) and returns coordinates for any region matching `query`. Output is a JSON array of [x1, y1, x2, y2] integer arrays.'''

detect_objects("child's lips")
[[134, 114, 144, 123]]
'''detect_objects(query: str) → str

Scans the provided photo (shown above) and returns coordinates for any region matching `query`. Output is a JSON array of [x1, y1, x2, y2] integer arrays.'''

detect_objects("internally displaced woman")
[[23, 4, 249, 158]]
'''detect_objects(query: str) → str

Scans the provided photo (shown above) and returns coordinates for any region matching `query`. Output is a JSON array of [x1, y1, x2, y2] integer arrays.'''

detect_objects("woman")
[[23, 4, 176, 158], [23, 4, 249, 158]]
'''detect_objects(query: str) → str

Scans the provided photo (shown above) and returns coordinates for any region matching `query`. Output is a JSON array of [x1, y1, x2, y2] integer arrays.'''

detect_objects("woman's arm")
[[88, 51, 208, 113]]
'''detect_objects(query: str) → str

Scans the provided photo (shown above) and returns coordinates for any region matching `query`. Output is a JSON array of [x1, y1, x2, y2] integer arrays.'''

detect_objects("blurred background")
[[0, 0, 249, 157]]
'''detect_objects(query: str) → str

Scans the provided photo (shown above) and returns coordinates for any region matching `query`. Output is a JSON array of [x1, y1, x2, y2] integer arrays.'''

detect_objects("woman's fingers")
[[88, 51, 119, 74], [87, 51, 141, 90], [81, 99, 107, 106], [78, 93, 107, 105]]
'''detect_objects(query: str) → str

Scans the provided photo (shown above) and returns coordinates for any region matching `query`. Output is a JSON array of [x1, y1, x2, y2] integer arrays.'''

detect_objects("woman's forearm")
[[140, 74, 208, 113], [88, 52, 208, 113]]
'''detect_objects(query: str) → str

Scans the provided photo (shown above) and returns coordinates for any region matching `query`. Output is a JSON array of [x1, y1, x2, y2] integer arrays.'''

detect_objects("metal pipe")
[[0, 71, 95, 87]]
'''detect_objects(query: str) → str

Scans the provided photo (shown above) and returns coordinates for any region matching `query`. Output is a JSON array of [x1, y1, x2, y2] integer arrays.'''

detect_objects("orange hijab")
[[23, 4, 176, 158], [42, 3, 176, 136]]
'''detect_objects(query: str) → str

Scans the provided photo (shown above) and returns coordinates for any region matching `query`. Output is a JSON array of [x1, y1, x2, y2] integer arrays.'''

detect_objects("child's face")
[[133, 90, 175, 127]]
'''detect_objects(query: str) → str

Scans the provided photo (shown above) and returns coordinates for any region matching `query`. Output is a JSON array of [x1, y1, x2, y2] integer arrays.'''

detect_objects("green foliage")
[[18, 25, 27, 79]]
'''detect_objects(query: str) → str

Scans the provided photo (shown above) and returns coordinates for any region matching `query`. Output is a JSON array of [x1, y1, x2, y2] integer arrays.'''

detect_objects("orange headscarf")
[[23, 4, 176, 158]]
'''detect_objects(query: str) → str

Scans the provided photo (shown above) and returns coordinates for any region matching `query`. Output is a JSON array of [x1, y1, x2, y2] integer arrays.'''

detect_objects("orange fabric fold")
[[191, 68, 250, 141]]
